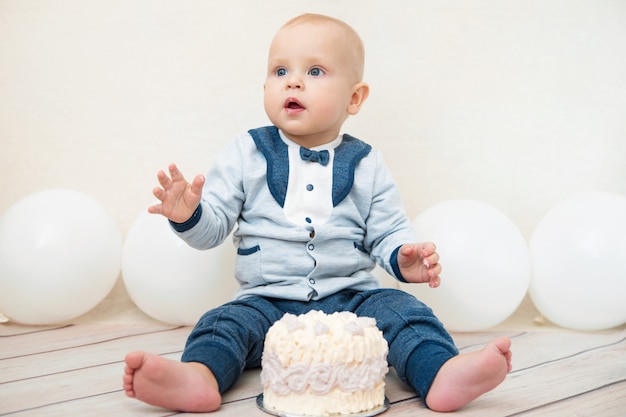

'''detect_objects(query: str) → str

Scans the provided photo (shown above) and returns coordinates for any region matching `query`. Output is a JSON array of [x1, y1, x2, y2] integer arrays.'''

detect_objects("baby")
[[123, 13, 512, 413]]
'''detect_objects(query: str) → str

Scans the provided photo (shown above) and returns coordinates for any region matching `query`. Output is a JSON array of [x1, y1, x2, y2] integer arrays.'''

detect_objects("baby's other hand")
[[397, 242, 441, 288]]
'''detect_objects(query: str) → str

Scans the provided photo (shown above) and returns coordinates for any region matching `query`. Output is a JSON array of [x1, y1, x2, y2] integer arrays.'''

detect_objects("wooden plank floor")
[[1, 323, 624, 416]]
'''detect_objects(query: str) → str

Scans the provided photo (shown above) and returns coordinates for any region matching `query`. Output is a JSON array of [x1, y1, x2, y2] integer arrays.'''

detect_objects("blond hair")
[[280, 13, 365, 81]]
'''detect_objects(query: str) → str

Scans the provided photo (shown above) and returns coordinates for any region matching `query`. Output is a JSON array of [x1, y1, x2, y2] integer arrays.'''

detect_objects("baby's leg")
[[122, 297, 285, 411], [349, 289, 511, 411], [425, 337, 512, 412], [123, 351, 221, 412]]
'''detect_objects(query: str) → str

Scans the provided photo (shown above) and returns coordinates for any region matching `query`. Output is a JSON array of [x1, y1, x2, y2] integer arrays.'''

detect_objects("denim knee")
[[349, 288, 458, 397], [181, 296, 284, 393]]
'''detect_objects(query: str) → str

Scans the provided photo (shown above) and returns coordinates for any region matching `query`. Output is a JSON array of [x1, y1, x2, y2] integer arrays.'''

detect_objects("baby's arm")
[[148, 163, 205, 224], [397, 242, 442, 288]]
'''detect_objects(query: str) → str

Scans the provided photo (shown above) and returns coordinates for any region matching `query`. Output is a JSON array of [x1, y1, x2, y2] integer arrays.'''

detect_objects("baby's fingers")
[[422, 251, 439, 268], [419, 242, 437, 256], [147, 202, 164, 216], [190, 174, 205, 196], [168, 163, 187, 183], [152, 186, 166, 202], [428, 274, 441, 288], [156, 169, 173, 189]]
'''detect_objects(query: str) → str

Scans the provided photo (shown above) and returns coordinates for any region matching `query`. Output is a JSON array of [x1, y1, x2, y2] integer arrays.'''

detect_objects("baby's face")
[[264, 22, 362, 147]]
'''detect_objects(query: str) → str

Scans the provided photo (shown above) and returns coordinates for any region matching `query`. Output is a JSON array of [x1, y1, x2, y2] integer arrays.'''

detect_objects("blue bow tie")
[[300, 147, 330, 166]]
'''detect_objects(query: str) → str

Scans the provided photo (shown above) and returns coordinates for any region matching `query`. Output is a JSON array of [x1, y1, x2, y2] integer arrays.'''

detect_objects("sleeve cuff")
[[169, 204, 202, 232], [390, 245, 408, 283]]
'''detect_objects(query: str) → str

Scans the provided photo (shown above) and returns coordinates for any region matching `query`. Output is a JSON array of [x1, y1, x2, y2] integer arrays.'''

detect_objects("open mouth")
[[284, 98, 305, 110]]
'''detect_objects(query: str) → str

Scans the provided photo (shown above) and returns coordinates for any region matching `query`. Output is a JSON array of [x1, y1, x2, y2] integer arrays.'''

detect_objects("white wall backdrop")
[[1, 0, 625, 266]]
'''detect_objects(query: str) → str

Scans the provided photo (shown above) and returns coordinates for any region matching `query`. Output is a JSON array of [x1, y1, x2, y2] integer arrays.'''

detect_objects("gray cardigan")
[[172, 126, 417, 301]]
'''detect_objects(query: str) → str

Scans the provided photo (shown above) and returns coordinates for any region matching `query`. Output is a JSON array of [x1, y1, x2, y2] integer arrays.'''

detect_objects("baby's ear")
[[347, 82, 370, 115]]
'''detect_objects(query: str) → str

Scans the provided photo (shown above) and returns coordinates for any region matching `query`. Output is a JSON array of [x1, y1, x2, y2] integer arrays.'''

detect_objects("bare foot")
[[123, 351, 221, 412], [425, 337, 512, 412]]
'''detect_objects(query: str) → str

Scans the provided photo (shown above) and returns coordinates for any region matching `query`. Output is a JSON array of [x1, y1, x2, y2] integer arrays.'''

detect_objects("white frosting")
[[261, 310, 389, 416]]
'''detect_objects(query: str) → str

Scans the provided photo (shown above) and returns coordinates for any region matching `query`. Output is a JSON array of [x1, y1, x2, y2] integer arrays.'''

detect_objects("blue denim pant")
[[181, 288, 458, 402]]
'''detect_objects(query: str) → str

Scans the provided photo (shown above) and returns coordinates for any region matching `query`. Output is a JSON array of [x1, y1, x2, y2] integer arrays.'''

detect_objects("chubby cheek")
[[315, 98, 348, 121], [263, 91, 279, 121], [316, 86, 351, 113]]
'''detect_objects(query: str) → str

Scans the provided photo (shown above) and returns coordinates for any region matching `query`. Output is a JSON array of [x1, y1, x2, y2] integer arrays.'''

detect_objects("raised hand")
[[148, 163, 205, 223], [397, 242, 442, 288]]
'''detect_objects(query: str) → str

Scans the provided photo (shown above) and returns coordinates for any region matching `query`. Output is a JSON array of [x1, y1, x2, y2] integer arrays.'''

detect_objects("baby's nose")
[[286, 74, 303, 89]]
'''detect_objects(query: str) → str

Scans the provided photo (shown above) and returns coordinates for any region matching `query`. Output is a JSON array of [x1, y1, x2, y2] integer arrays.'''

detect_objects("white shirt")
[[280, 130, 342, 227]]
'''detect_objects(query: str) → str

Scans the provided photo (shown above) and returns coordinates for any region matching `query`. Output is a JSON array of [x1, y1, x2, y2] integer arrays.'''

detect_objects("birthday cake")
[[260, 310, 389, 416]]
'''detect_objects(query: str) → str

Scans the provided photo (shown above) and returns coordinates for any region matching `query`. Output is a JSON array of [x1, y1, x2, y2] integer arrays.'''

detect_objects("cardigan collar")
[[249, 126, 372, 208]]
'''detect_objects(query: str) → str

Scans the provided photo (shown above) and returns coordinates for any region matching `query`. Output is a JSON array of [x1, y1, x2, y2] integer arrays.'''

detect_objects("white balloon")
[[529, 191, 626, 330], [0, 189, 122, 324], [402, 199, 530, 332], [122, 211, 238, 325]]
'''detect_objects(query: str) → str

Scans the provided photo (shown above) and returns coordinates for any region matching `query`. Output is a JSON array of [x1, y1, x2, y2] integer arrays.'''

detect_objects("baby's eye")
[[309, 67, 324, 76], [276, 68, 287, 76]]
